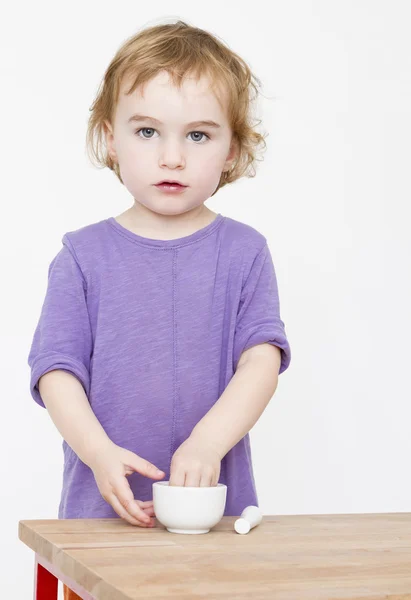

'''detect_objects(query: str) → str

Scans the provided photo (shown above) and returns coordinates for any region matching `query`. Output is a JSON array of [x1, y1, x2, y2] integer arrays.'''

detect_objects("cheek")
[[204, 156, 227, 178], [196, 146, 227, 170], [119, 141, 153, 169]]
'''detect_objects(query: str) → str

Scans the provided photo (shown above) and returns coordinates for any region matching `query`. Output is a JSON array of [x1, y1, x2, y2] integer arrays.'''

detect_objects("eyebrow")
[[127, 113, 221, 129]]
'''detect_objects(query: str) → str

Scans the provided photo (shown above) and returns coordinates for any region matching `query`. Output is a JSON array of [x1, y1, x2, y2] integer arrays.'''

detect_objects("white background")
[[1, 1, 410, 597]]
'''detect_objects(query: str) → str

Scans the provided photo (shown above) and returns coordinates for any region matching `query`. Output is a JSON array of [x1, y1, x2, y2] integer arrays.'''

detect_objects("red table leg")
[[32, 553, 95, 600], [34, 555, 58, 599]]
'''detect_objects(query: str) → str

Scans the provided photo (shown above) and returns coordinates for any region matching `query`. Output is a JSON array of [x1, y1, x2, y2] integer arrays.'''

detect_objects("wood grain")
[[19, 513, 411, 599]]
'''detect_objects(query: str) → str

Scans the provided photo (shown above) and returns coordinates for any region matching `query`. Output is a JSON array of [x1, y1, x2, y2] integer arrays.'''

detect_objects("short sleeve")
[[233, 243, 291, 374], [27, 239, 93, 408]]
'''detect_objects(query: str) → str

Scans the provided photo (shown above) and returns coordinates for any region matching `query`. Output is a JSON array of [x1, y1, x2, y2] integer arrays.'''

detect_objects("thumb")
[[126, 451, 165, 480]]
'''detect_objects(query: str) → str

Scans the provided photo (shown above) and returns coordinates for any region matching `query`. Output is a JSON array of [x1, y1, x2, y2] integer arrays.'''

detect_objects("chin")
[[146, 201, 204, 217]]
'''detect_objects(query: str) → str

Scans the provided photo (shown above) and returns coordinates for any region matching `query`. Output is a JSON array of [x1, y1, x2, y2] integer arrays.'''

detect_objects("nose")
[[159, 138, 185, 169]]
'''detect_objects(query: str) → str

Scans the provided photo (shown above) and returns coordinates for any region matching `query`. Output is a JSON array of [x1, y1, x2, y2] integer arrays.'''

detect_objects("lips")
[[156, 181, 187, 187]]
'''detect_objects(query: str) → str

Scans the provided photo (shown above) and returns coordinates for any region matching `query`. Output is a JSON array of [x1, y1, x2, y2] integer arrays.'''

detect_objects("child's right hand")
[[88, 441, 165, 527]]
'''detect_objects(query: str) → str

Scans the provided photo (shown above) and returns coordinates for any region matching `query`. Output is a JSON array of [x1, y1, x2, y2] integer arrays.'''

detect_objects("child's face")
[[104, 70, 237, 216]]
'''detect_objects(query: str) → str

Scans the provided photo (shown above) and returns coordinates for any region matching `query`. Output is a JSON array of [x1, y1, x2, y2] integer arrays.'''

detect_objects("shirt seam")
[[240, 241, 268, 290], [62, 234, 89, 295], [170, 248, 178, 467]]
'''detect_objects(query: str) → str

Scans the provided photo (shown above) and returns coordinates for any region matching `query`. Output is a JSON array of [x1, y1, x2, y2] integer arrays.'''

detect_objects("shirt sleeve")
[[27, 238, 93, 408], [233, 242, 291, 374]]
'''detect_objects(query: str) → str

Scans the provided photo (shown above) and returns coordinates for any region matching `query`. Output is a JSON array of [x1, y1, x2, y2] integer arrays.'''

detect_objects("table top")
[[19, 512, 411, 599]]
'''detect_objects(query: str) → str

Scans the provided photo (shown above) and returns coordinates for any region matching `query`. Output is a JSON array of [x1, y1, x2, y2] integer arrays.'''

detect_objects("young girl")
[[28, 19, 291, 599]]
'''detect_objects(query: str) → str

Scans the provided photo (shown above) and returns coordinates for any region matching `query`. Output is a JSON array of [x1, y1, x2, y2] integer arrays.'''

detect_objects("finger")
[[199, 472, 213, 487], [185, 470, 201, 487], [115, 479, 151, 524], [141, 506, 155, 517], [127, 452, 165, 481], [169, 468, 186, 487], [137, 500, 154, 508], [109, 494, 152, 527], [136, 500, 155, 517]]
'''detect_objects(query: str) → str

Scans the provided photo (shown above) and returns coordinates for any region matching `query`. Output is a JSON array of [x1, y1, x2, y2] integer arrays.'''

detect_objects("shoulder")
[[220, 216, 275, 285], [222, 215, 268, 256], [62, 218, 109, 252], [59, 218, 111, 277]]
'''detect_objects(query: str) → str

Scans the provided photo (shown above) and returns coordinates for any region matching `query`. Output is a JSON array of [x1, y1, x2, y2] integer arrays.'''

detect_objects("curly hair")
[[86, 19, 268, 196]]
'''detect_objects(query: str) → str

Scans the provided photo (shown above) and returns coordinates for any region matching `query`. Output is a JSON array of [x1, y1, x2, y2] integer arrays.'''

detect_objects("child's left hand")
[[169, 435, 222, 487]]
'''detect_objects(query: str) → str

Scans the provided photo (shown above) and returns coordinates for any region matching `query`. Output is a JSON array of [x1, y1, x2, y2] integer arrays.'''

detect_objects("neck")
[[115, 203, 218, 240]]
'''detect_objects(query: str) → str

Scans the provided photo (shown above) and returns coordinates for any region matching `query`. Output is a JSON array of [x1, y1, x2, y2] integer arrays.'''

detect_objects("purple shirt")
[[28, 213, 291, 518]]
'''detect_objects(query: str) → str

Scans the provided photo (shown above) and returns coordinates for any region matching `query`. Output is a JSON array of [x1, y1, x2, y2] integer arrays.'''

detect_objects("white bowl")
[[152, 481, 227, 534]]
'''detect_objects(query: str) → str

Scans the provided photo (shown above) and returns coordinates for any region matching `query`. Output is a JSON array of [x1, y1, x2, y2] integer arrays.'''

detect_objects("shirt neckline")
[[106, 212, 225, 248]]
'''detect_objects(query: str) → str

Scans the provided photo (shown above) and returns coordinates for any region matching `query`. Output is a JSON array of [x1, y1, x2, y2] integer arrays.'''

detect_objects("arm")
[[30, 241, 165, 525], [190, 343, 282, 459], [38, 369, 112, 467], [39, 369, 165, 526], [169, 242, 291, 487]]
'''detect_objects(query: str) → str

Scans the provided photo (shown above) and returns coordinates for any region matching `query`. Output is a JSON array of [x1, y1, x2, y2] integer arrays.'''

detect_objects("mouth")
[[155, 180, 188, 188]]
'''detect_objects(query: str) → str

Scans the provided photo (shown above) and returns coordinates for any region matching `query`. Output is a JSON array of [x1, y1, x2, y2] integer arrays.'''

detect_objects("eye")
[[135, 127, 157, 139], [134, 128, 210, 143], [188, 131, 210, 143]]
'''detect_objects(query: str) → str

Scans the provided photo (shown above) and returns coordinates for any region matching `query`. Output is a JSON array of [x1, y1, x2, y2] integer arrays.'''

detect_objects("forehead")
[[117, 71, 228, 122]]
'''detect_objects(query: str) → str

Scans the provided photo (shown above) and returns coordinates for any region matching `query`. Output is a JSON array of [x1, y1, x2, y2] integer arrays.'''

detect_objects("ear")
[[103, 120, 118, 162], [223, 136, 239, 172]]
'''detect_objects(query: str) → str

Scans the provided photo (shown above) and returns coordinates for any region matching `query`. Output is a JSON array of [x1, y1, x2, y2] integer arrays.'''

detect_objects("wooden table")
[[18, 513, 411, 599]]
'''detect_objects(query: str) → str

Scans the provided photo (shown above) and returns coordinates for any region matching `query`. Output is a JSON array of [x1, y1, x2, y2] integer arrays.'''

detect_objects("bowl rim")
[[153, 481, 227, 490]]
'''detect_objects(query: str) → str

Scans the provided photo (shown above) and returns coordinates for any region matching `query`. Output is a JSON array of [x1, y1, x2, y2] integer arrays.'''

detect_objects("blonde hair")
[[86, 20, 267, 196]]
